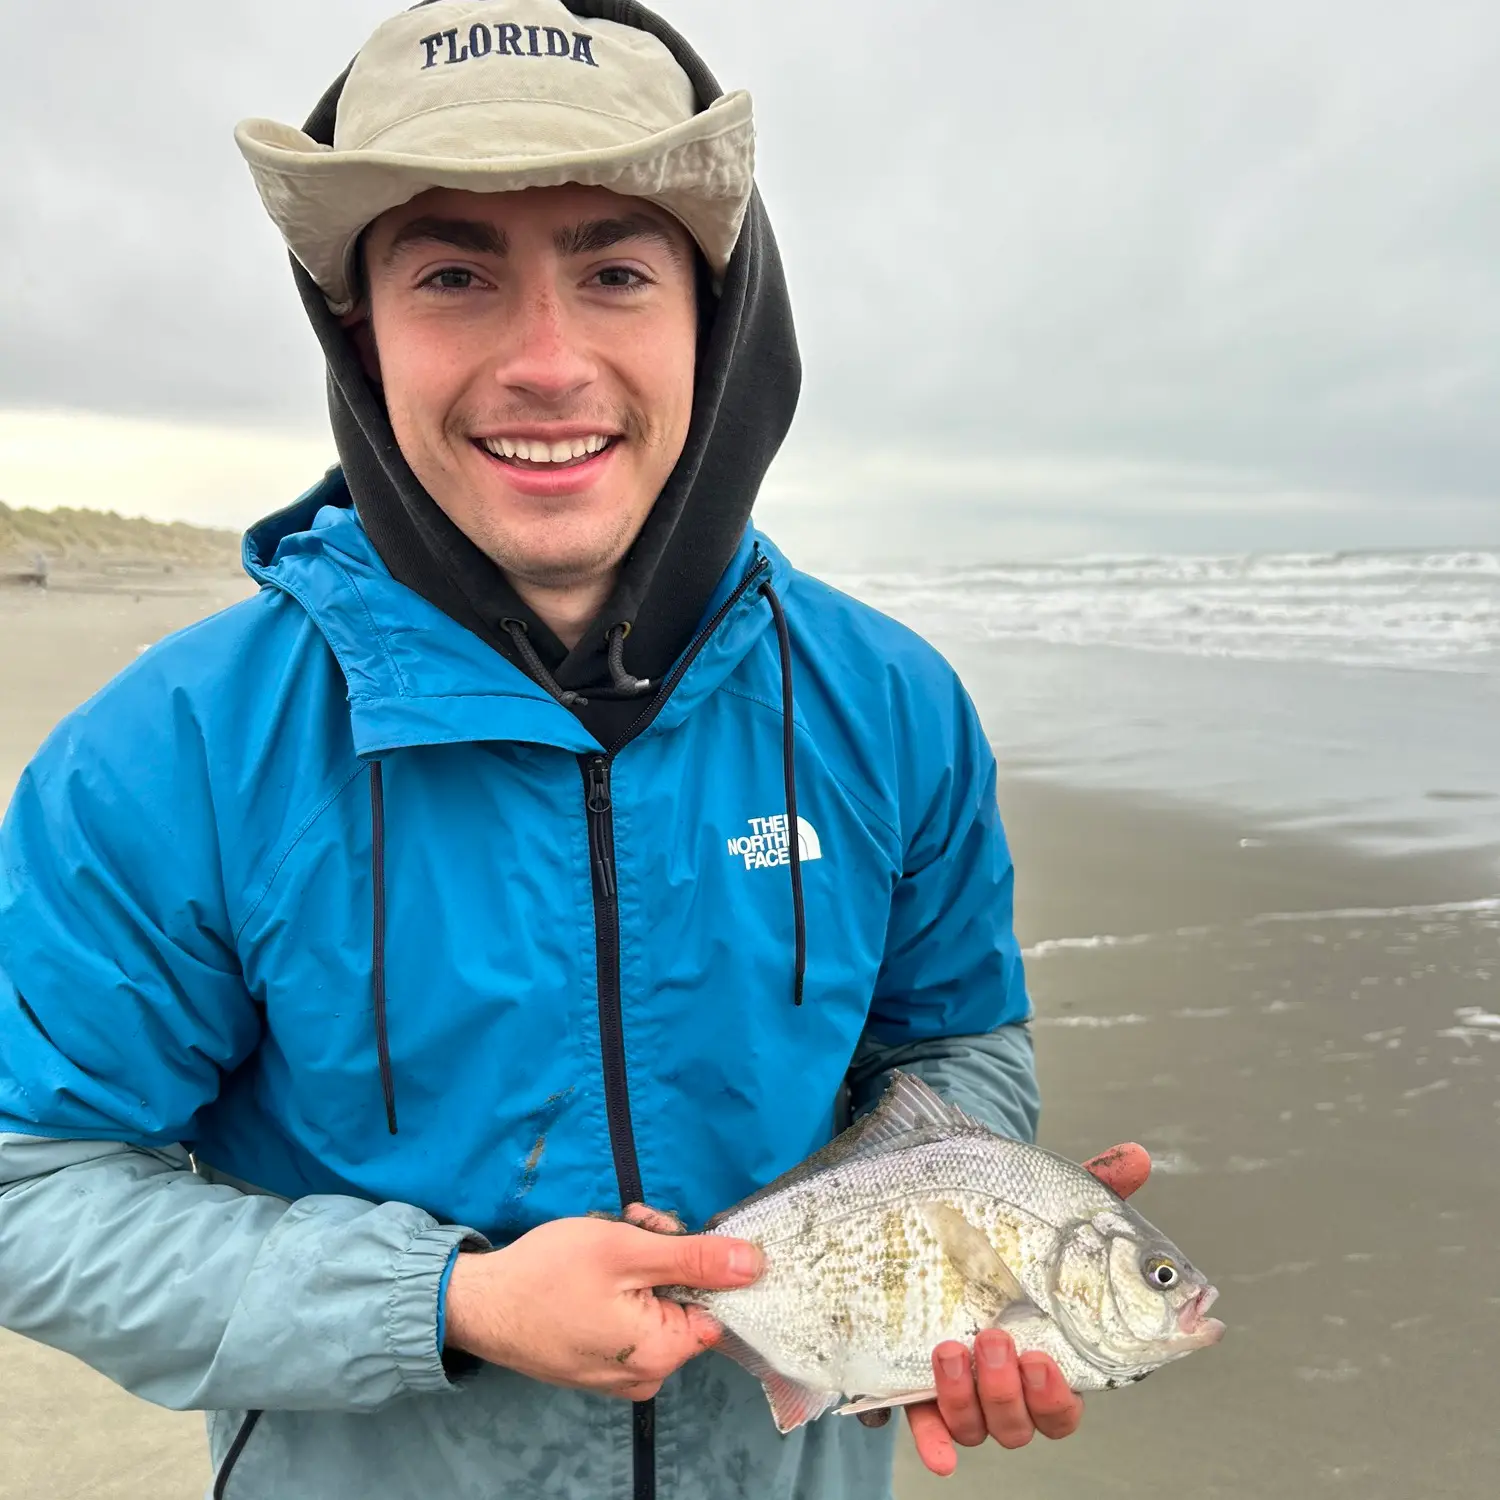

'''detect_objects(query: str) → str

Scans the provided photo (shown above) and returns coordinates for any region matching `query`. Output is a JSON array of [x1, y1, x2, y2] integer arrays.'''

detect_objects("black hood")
[[291, 0, 800, 738]]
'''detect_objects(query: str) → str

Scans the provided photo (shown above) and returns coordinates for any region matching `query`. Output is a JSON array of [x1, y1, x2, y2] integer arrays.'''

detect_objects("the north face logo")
[[727, 814, 822, 871]]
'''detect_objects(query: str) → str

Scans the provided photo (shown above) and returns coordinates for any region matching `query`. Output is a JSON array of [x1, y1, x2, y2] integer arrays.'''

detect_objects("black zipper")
[[582, 752, 652, 1500], [583, 753, 640, 1204], [606, 551, 769, 754], [579, 549, 770, 1500]]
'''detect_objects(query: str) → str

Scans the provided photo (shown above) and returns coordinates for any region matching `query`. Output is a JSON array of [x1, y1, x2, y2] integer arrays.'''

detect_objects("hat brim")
[[235, 90, 754, 313]]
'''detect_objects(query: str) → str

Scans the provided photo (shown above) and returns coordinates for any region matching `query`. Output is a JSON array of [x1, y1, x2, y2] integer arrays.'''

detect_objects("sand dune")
[[0, 501, 241, 578]]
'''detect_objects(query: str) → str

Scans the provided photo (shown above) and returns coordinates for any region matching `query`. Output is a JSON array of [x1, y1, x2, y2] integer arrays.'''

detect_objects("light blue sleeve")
[[847, 1023, 1040, 1144], [0, 1133, 486, 1412], [0, 685, 486, 1413], [851, 666, 1039, 1142]]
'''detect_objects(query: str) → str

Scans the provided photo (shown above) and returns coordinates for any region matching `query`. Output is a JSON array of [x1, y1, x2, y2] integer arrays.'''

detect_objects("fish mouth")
[[1176, 1285, 1225, 1347]]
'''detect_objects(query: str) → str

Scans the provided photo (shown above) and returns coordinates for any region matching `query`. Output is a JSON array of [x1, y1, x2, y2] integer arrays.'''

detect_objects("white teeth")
[[482, 435, 612, 463]]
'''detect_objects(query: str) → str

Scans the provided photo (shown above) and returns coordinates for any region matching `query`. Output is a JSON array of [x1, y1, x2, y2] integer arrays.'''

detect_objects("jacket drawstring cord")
[[501, 619, 588, 708], [759, 581, 806, 1007], [369, 760, 399, 1134], [605, 623, 652, 696]]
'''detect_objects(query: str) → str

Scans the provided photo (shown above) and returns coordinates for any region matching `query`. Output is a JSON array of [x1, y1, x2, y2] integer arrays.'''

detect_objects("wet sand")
[[3, 577, 1498, 1499], [0, 568, 254, 807], [899, 780, 1500, 1500]]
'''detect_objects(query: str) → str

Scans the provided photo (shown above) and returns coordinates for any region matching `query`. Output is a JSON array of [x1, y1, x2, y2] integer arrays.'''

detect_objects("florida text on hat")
[[235, 0, 755, 313]]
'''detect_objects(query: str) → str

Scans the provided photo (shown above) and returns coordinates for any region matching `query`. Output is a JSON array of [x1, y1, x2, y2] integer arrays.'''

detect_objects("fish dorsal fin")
[[705, 1073, 988, 1229], [860, 1071, 988, 1145], [919, 1201, 1042, 1325]]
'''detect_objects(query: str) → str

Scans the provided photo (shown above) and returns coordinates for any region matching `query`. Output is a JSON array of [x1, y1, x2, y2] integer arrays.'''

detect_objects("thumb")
[[625, 1227, 763, 1291]]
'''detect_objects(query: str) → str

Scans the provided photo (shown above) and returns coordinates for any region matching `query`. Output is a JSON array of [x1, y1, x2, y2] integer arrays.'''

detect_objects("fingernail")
[[978, 1335, 1010, 1369], [728, 1244, 761, 1279], [938, 1350, 967, 1380], [1022, 1361, 1048, 1391]]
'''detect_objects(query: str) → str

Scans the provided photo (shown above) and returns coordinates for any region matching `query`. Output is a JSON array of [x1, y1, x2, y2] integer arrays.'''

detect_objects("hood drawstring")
[[369, 761, 398, 1135], [760, 581, 806, 1007], [502, 620, 588, 709], [502, 619, 655, 706], [606, 624, 652, 696]]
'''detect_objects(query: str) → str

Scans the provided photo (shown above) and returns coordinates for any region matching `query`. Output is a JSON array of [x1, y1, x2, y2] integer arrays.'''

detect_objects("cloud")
[[758, 443, 1498, 567], [0, 410, 334, 530], [2, 0, 1497, 552]]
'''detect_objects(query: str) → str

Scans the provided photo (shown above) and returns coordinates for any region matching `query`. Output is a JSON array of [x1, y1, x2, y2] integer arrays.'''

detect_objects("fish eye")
[[1143, 1254, 1180, 1290]]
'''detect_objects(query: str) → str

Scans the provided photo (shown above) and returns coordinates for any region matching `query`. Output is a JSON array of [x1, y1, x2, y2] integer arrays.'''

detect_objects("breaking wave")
[[831, 549, 1500, 670]]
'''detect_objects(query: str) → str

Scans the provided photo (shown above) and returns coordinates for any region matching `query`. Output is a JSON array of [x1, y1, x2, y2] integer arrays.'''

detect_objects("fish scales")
[[668, 1073, 1223, 1432], [701, 1133, 1095, 1392]]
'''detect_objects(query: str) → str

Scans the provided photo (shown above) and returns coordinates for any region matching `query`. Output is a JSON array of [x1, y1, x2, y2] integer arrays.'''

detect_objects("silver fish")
[[669, 1072, 1224, 1433]]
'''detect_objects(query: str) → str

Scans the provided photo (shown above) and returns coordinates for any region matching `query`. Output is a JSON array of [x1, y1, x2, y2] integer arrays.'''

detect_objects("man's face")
[[354, 184, 699, 594]]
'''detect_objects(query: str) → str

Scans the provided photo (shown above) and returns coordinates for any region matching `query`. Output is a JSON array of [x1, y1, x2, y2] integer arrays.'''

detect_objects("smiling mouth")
[[474, 435, 619, 471]]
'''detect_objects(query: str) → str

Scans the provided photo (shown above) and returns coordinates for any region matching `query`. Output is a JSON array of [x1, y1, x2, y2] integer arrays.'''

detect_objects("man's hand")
[[870, 1141, 1152, 1477], [444, 1214, 762, 1400]]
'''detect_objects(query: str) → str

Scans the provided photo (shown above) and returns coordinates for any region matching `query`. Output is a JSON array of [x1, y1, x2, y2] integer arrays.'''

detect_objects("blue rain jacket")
[[0, 472, 1037, 1499]]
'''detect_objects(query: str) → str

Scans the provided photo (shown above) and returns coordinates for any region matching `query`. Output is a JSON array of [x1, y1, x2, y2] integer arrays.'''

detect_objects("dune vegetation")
[[0, 501, 240, 572]]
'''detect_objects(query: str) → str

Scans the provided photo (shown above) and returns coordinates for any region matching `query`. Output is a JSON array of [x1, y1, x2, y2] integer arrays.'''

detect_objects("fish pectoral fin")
[[836, 1388, 939, 1418], [713, 1331, 840, 1434], [919, 1201, 1039, 1320]]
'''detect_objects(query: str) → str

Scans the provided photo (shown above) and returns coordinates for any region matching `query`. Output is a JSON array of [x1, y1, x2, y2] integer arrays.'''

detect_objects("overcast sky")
[[2, 0, 1498, 564]]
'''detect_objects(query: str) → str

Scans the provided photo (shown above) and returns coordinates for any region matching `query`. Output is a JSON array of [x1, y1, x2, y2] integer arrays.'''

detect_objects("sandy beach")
[[2, 558, 1497, 1499]]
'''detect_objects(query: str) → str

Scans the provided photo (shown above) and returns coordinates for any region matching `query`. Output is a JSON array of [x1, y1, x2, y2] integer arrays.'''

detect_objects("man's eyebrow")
[[380, 216, 510, 266], [554, 213, 688, 266]]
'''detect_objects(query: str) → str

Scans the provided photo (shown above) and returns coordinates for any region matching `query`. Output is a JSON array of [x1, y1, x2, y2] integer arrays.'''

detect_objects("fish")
[[665, 1071, 1224, 1433]]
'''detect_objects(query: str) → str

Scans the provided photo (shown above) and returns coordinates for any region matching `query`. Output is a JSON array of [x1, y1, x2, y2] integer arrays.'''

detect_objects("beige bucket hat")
[[235, 0, 755, 314]]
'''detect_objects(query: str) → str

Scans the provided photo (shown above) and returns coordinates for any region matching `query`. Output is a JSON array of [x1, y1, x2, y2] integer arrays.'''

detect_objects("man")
[[0, 2, 1149, 1496]]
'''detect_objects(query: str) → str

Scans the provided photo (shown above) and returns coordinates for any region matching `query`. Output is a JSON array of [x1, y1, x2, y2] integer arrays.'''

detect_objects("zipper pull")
[[586, 757, 612, 815]]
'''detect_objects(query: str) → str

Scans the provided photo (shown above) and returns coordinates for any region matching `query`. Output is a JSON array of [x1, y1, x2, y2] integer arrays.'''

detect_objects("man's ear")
[[341, 306, 382, 385]]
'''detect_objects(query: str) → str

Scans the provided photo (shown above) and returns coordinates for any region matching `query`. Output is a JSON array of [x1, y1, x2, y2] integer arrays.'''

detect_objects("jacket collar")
[[244, 472, 791, 757]]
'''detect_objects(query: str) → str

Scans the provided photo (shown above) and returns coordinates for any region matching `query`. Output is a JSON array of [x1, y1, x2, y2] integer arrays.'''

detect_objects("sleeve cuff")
[[386, 1224, 489, 1395]]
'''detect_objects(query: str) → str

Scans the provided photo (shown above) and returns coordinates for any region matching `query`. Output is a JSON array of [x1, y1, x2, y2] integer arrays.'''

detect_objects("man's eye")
[[423, 268, 478, 291], [593, 266, 649, 291]]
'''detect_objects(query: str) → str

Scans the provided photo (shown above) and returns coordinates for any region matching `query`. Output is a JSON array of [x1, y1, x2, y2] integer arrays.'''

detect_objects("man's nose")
[[493, 287, 597, 403]]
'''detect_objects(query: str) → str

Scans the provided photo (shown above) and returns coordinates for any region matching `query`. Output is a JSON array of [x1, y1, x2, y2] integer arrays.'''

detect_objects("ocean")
[[855, 551, 1500, 1498], [830, 549, 1500, 871]]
